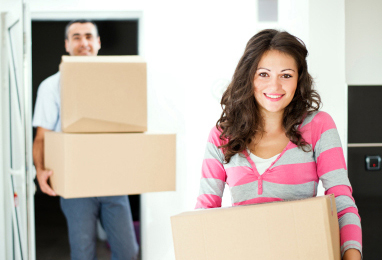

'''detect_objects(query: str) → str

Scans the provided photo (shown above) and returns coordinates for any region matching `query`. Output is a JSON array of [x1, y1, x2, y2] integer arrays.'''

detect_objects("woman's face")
[[253, 50, 298, 116]]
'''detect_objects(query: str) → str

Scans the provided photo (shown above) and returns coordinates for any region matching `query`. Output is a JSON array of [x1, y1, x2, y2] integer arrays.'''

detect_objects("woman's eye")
[[259, 72, 268, 77], [282, 74, 292, 78]]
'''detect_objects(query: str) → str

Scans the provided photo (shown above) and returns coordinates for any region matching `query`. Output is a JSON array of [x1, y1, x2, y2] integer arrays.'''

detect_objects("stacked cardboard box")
[[45, 56, 176, 198], [171, 195, 340, 260]]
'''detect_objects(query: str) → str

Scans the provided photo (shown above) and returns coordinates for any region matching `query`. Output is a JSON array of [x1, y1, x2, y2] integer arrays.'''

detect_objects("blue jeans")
[[60, 196, 139, 260]]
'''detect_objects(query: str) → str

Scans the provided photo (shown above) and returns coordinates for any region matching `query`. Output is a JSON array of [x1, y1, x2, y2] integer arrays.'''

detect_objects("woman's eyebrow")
[[257, 67, 270, 71], [281, 69, 296, 72]]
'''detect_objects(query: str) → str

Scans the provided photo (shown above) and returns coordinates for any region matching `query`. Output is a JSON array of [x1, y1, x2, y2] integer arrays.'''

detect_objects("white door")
[[0, 0, 35, 259]]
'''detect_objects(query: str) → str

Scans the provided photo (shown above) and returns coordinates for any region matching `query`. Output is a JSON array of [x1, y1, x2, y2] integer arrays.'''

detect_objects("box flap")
[[61, 55, 145, 63], [62, 117, 147, 133], [59, 59, 147, 133]]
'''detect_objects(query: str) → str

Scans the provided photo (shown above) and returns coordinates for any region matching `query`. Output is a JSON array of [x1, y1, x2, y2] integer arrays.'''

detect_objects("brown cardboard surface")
[[59, 55, 147, 133], [45, 132, 176, 198], [171, 195, 340, 260]]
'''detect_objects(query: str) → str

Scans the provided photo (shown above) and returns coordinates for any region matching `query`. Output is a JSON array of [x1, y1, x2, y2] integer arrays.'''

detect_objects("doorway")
[[32, 19, 140, 259]]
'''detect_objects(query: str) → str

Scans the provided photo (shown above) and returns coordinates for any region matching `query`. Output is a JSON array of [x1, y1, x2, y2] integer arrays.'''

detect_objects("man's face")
[[65, 22, 101, 56]]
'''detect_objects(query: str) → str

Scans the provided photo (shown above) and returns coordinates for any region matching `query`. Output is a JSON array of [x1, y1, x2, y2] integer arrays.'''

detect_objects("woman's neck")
[[261, 110, 285, 134], [250, 109, 289, 158]]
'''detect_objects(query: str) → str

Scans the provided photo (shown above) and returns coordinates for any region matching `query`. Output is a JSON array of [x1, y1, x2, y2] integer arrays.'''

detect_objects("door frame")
[[30, 10, 144, 259], [1, 0, 34, 259]]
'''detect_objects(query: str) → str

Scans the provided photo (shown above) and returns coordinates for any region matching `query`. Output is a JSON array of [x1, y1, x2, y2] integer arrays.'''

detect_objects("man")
[[33, 20, 139, 260]]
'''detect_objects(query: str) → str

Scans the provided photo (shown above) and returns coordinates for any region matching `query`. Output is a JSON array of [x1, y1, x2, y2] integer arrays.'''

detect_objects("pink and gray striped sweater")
[[196, 111, 362, 256]]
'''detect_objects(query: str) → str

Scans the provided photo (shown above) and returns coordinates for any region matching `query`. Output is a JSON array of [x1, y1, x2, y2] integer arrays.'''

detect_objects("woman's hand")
[[343, 248, 361, 260]]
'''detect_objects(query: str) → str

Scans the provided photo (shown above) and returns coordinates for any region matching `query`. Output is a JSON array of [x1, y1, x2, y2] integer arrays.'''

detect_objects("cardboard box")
[[171, 195, 340, 260], [44, 132, 176, 198], [59, 55, 147, 133]]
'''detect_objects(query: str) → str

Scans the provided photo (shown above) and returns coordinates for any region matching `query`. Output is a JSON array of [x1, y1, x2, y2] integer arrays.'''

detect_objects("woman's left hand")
[[343, 248, 361, 260]]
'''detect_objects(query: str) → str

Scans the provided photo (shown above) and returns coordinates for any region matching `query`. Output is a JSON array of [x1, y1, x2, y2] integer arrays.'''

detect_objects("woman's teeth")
[[265, 94, 283, 99]]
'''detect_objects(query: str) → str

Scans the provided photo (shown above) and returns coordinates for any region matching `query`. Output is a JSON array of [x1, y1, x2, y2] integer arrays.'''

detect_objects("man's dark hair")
[[64, 19, 99, 40]]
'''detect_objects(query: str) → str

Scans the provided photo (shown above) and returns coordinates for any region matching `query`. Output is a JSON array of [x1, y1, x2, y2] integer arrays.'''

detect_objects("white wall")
[[29, 1, 348, 259], [346, 0, 382, 85], [309, 0, 347, 195]]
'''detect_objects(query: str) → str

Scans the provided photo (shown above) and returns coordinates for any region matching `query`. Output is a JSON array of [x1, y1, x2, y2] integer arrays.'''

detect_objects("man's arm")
[[33, 127, 56, 196]]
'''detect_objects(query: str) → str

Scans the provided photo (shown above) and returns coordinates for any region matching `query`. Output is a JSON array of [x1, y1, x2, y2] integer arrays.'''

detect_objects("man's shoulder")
[[41, 71, 60, 85], [39, 72, 60, 89]]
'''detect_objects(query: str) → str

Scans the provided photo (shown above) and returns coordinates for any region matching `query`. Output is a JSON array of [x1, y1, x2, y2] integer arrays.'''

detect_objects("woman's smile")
[[264, 93, 285, 101]]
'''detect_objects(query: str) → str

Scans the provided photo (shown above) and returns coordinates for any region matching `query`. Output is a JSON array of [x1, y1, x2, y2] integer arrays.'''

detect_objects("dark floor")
[[35, 192, 140, 260], [34, 194, 111, 260]]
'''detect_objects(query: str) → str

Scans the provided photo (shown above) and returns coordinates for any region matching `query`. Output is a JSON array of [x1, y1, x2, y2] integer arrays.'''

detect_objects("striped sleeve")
[[312, 112, 362, 257], [195, 126, 227, 209]]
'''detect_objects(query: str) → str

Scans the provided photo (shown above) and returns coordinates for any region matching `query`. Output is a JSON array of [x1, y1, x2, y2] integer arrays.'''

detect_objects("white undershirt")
[[249, 152, 280, 175]]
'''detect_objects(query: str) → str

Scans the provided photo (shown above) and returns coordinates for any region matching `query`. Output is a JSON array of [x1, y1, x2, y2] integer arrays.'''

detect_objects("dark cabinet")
[[348, 85, 382, 259]]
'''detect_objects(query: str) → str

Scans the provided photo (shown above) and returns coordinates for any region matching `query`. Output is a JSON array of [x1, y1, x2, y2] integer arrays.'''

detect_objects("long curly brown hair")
[[217, 29, 321, 163]]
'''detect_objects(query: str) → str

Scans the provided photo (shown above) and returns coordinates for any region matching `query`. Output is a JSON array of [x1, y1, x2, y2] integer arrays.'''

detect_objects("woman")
[[195, 29, 362, 260]]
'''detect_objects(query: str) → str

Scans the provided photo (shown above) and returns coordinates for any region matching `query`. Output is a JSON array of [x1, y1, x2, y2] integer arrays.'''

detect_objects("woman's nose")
[[269, 76, 282, 89]]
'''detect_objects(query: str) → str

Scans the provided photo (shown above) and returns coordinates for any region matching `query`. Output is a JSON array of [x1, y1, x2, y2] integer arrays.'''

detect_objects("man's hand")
[[343, 248, 361, 260], [36, 168, 56, 196], [33, 127, 56, 196]]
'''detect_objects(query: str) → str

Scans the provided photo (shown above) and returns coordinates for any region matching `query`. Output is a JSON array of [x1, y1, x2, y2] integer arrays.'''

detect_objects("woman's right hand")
[[343, 248, 362, 260]]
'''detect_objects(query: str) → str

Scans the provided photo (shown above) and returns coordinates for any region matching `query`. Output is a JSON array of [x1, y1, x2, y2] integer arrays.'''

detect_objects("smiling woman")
[[195, 29, 362, 260]]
